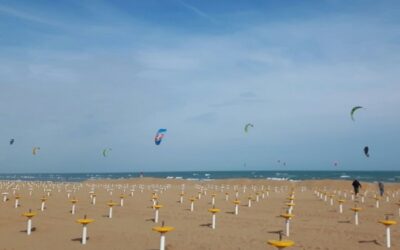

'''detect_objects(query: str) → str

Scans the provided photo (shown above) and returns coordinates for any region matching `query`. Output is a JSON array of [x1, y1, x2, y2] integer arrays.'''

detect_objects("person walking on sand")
[[352, 179, 362, 196], [378, 182, 384, 197]]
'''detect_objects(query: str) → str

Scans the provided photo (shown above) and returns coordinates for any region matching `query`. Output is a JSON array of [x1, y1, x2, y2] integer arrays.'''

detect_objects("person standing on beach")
[[352, 179, 362, 196], [378, 182, 384, 197]]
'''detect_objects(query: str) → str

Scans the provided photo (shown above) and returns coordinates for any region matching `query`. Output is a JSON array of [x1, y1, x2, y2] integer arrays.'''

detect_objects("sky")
[[1, 0, 400, 172]]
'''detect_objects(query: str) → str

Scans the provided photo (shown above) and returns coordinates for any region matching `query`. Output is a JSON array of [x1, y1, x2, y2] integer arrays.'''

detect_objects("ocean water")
[[0, 171, 399, 183]]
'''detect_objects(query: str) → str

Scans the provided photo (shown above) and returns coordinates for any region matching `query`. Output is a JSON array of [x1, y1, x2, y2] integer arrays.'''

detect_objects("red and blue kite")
[[155, 129, 167, 145]]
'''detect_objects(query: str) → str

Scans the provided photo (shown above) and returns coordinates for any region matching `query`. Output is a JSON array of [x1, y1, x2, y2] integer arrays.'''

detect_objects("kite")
[[155, 129, 167, 145], [102, 148, 112, 157], [244, 123, 254, 133], [350, 106, 363, 121], [333, 161, 338, 167], [32, 147, 40, 155], [363, 146, 369, 157], [9, 139, 14, 145]]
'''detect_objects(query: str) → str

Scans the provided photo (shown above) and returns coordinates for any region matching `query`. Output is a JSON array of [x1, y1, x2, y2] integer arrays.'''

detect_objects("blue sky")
[[1, 0, 399, 172]]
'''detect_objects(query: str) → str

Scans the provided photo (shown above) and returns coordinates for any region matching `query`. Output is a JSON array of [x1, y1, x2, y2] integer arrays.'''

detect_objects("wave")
[[266, 177, 289, 181]]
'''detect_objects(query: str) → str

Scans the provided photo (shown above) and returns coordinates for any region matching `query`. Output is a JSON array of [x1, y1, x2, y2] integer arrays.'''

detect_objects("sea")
[[0, 171, 399, 183]]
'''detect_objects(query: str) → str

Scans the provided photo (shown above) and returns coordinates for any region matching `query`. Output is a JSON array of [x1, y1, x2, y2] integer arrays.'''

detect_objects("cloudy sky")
[[1, 0, 399, 172]]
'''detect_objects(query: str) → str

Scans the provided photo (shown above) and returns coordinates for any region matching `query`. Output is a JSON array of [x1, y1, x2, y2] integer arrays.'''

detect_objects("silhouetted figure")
[[352, 179, 362, 196], [378, 182, 384, 197]]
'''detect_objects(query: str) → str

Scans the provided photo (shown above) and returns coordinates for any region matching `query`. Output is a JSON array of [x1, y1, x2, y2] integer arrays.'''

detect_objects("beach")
[[1, 178, 399, 250]]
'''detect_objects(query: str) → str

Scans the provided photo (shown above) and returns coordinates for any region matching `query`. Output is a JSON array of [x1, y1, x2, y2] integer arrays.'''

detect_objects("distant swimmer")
[[378, 182, 384, 197], [352, 179, 362, 196]]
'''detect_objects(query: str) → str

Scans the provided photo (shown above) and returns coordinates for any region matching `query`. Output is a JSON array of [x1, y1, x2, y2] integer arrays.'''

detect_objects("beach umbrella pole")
[[212, 214, 216, 229], [82, 225, 87, 245], [155, 209, 159, 223], [160, 233, 166, 250], [27, 218, 32, 235], [355, 212, 359, 225], [386, 226, 391, 248], [285, 219, 290, 236]]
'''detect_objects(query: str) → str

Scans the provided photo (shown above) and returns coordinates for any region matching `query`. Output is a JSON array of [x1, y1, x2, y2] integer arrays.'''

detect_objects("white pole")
[[3, 195, 7, 202], [82, 225, 87, 245], [92, 197, 96, 205], [27, 219, 32, 235], [155, 209, 159, 223], [160, 233, 166, 250], [120, 198, 124, 207], [15, 199, 19, 208], [355, 212, 359, 225], [285, 220, 290, 236], [339, 204, 343, 214], [386, 226, 391, 248], [212, 197, 215, 206], [72, 204, 76, 214], [212, 214, 216, 229], [109, 207, 113, 218], [376, 200, 379, 208], [248, 199, 251, 207], [180, 196, 183, 203], [190, 201, 194, 212], [41, 201, 45, 211], [235, 204, 239, 215]]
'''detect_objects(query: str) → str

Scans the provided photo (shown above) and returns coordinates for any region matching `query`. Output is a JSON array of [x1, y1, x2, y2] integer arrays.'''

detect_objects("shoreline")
[[1, 170, 400, 183]]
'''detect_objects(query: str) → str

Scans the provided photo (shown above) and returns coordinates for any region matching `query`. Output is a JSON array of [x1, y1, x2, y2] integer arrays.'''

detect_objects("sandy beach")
[[0, 178, 399, 250]]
